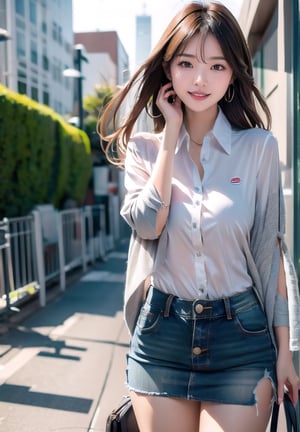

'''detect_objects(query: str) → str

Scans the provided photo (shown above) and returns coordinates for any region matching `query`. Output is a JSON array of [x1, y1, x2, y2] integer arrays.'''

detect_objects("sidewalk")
[[0, 236, 131, 432]]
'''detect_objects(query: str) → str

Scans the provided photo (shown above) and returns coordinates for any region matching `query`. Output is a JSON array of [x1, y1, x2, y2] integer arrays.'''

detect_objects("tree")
[[83, 85, 115, 163]]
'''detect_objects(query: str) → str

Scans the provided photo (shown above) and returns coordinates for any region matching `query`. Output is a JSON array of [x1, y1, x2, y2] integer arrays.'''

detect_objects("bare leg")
[[199, 378, 273, 432], [130, 391, 201, 432]]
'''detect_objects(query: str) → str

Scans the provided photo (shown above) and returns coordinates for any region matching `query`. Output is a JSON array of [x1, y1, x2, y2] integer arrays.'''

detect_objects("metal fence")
[[0, 203, 111, 317]]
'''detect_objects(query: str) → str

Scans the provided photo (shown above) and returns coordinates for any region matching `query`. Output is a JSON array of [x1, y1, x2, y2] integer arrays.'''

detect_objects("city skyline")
[[72, 0, 243, 69]]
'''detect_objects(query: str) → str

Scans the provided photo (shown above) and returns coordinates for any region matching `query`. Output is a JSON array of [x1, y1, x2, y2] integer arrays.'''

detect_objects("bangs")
[[163, 7, 222, 64]]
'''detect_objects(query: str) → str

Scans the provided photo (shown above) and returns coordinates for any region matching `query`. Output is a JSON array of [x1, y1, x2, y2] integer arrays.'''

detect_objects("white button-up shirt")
[[122, 108, 280, 300]]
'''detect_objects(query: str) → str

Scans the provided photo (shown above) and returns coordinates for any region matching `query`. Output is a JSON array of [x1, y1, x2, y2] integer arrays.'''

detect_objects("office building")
[[240, 0, 299, 274], [0, 0, 74, 116], [135, 13, 151, 67]]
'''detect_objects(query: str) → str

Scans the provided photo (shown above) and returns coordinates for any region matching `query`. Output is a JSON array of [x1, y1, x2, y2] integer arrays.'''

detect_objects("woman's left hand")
[[276, 350, 300, 405]]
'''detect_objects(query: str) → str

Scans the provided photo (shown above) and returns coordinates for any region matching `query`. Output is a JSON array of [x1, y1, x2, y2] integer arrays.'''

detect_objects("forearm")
[[150, 126, 178, 234], [151, 126, 178, 204], [274, 325, 290, 356]]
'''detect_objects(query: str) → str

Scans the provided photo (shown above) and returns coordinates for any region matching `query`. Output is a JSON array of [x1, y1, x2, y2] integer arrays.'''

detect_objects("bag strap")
[[270, 400, 280, 432], [271, 393, 299, 432], [283, 393, 299, 432]]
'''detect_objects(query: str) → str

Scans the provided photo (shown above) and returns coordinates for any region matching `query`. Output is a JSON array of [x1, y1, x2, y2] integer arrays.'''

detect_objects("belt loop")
[[164, 294, 175, 318], [223, 298, 232, 320]]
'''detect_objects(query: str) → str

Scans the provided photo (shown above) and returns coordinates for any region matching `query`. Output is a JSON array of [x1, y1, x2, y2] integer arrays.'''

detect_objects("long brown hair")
[[98, 1, 271, 166]]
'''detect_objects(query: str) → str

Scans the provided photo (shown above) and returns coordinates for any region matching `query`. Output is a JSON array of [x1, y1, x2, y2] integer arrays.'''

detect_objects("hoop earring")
[[225, 85, 235, 103], [146, 105, 163, 119]]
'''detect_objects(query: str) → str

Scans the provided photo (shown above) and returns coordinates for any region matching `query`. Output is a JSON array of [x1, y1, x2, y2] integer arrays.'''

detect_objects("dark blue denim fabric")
[[127, 286, 276, 405]]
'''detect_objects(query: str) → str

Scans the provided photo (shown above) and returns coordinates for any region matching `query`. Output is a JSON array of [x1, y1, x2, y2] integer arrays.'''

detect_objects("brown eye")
[[212, 64, 225, 71]]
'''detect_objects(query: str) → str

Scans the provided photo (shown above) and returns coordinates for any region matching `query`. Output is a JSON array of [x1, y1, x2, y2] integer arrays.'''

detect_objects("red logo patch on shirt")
[[230, 177, 241, 184]]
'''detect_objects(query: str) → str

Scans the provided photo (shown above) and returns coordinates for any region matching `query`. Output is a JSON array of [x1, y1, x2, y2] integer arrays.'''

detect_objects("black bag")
[[270, 392, 299, 432], [106, 395, 139, 432]]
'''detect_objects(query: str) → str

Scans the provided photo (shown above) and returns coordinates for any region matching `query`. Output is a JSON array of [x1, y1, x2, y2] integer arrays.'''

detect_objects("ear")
[[163, 61, 172, 81]]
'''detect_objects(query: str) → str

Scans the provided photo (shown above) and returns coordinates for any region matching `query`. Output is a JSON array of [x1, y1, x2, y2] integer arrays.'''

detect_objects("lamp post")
[[0, 28, 10, 42], [63, 44, 88, 130]]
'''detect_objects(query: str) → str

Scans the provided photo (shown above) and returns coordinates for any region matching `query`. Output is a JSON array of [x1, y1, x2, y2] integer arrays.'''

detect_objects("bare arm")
[[275, 247, 299, 405], [151, 82, 183, 235]]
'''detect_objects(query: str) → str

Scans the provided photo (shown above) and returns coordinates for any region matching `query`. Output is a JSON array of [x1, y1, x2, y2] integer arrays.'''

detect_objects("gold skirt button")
[[192, 347, 202, 356], [195, 303, 204, 314]]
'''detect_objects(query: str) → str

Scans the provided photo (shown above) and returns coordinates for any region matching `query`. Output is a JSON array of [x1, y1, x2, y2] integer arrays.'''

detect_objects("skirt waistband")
[[146, 286, 259, 320]]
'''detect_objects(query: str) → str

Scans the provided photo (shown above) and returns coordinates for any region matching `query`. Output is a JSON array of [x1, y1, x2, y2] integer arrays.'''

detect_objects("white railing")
[[0, 202, 114, 316]]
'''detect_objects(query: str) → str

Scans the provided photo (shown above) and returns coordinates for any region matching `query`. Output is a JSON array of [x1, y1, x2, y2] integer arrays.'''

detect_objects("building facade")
[[0, 0, 74, 116], [240, 0, 300, 280], [135, 14, 151, 67], [239, 0, 300, 395]]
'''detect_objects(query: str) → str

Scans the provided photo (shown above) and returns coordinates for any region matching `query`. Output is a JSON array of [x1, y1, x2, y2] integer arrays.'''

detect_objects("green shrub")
[[0, 84, 92, 218]]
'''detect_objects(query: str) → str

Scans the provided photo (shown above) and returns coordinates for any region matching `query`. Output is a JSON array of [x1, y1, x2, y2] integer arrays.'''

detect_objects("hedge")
[[0, 84, 92, 218]]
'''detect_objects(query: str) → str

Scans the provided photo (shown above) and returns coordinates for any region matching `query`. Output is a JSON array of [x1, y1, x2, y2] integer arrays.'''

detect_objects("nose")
[[194, 68, 207, 86]]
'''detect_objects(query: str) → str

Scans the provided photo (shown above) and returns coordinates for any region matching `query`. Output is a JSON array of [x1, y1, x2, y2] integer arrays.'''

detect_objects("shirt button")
[[195, 303, 204, 314], [192, 223, 197, 229], [193, 347, 202, 355]]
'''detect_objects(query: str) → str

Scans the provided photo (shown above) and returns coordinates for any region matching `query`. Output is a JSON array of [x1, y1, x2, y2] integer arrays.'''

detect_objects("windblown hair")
[[98, 1, 271, 166]]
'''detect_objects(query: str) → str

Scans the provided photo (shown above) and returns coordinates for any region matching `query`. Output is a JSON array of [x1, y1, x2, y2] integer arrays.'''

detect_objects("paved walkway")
[[0, 237, 130, 432]]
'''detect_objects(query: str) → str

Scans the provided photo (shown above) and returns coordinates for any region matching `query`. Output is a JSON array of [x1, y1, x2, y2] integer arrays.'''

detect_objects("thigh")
[[130, 391, 201, 432], [199, 378, 273, 432]]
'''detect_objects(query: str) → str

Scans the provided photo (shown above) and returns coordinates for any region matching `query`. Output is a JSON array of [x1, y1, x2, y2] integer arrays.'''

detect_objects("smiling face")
[[168, 33, 233, 116]]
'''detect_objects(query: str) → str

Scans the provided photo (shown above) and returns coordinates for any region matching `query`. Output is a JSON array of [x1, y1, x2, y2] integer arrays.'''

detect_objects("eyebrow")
[[176, 53, 227, 61]]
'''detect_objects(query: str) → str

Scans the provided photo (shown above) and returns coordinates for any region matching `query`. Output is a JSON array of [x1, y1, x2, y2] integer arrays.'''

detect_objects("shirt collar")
[[177, 107, 233, 155]]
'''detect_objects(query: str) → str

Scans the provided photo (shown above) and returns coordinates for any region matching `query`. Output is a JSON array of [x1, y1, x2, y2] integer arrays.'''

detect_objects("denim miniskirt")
[[127, 286, 276, 405]]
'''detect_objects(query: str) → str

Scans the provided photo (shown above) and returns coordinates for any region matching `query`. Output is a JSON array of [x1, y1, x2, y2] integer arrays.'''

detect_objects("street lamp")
[[62, 44, 88, 130], [0, 28, 10, 42]]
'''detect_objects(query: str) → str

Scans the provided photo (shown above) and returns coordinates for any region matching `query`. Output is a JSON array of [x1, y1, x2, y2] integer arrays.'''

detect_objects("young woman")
[[99, 2, 300, 431]]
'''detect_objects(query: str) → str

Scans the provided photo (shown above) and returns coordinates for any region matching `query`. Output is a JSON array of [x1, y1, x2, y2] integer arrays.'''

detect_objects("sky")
[[72, 0, 243, 69]]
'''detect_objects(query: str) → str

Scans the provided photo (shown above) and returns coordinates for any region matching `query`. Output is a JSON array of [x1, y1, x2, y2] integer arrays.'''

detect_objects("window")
[[17, 32, 26, 58], [41, 3, 47, 33], [52, 58, 62, 82], [18, 81, 27, 94], [31, 86, 38, 101], [42, 47, 49, 70], [43, 91, 49, 105], [29, 0, 37, 25], [17, 70, 26, 80], [58, 25, 62, 45], [15, 0, 25, 16], [30, 40, 38, 64], [42, 55, 49, 71], [52, 22, 57, 41]]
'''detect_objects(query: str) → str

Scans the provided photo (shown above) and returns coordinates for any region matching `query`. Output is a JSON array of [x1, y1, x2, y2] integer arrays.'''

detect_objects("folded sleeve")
[[120, 134, 164, 239]]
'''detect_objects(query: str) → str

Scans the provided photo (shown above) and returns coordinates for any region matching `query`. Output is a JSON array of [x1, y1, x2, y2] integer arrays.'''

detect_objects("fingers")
[[278, 378, 300, 406], [290, 378, 300, 405], [277, 383, 284, 405], [158, 82, 177, 102], [156, 82, 182, 126]]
